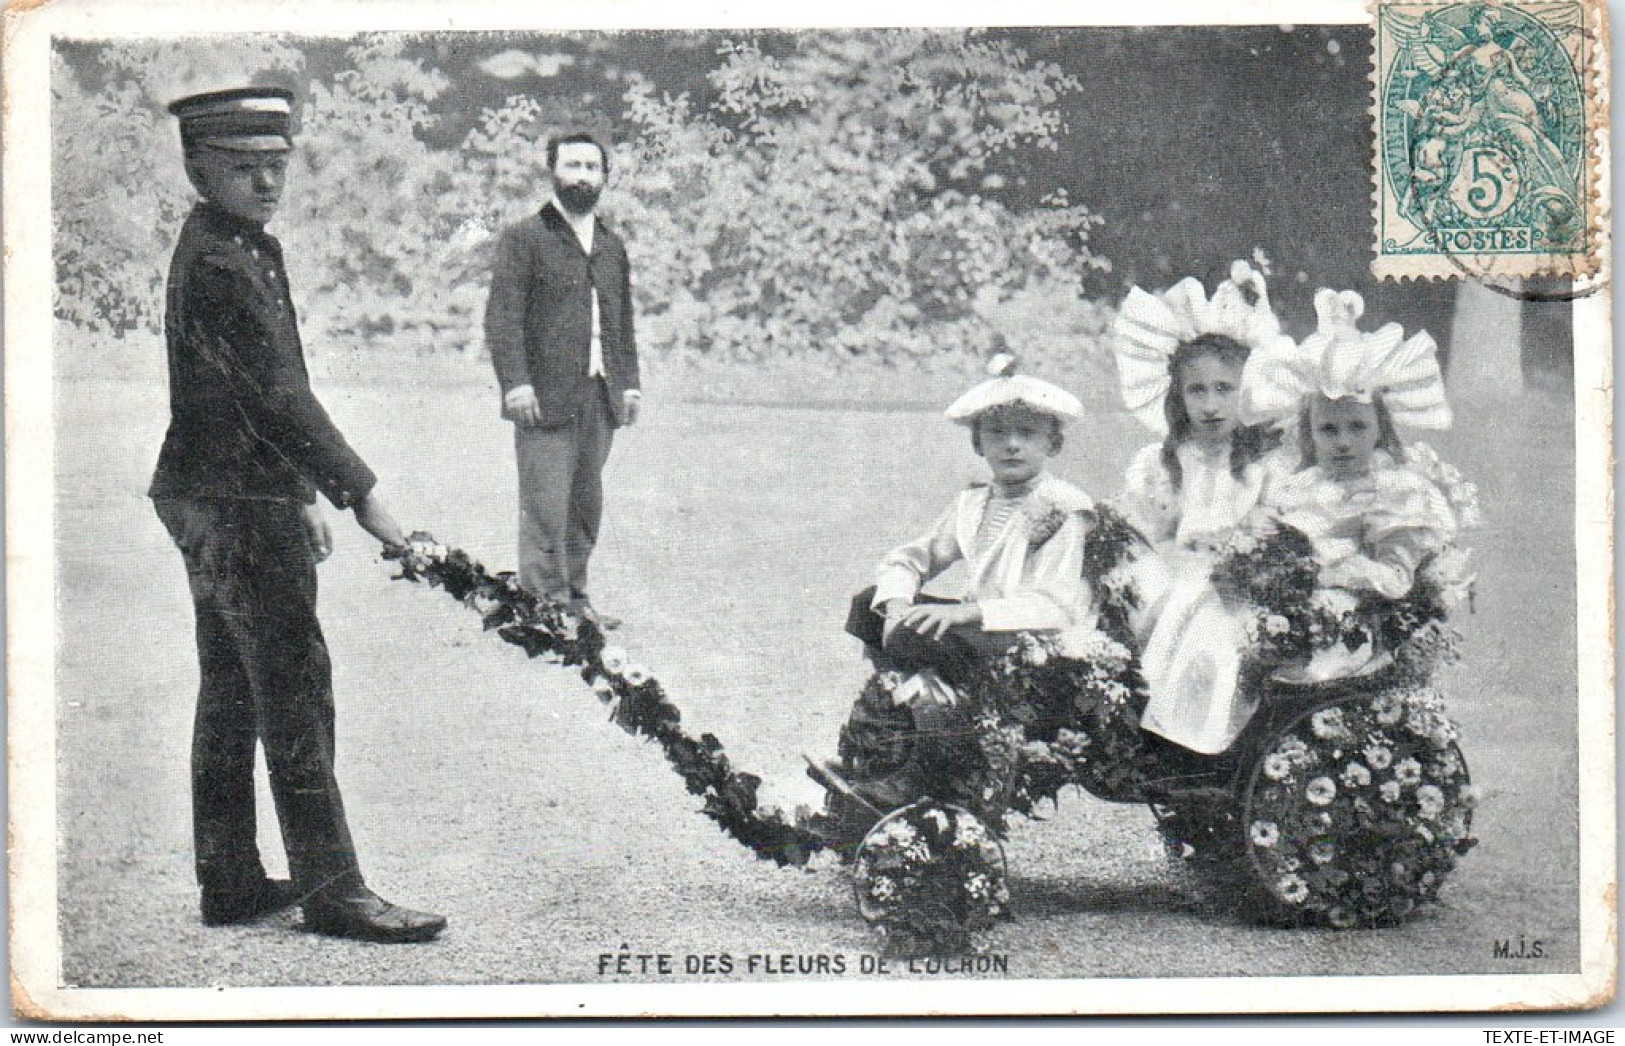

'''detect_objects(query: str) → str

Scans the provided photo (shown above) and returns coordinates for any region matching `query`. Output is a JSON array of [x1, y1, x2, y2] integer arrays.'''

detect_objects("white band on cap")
[[185, 97, 292, 118]]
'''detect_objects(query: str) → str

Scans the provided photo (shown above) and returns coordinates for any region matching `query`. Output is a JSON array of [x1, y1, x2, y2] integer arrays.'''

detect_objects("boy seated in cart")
[[807, 355, 1098, 823]]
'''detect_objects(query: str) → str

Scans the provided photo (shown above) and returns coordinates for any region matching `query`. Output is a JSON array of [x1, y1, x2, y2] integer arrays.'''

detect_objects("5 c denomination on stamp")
[[1371, 0, 1602, 280]]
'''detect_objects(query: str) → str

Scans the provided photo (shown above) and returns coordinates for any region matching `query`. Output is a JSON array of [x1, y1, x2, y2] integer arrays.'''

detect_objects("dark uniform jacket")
[[149, 203, 377, 509], [484, 202, 640, 429]]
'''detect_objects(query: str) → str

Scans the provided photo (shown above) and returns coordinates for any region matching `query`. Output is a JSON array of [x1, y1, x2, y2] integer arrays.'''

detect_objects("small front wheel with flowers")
[[853, 801, 1010, 955], [1238, 685, 1477, 927]]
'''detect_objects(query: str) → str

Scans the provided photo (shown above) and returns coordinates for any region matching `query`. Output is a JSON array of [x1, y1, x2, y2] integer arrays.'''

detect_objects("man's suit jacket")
[[484, 202, 640, 429], [149, 202, 376, 509]]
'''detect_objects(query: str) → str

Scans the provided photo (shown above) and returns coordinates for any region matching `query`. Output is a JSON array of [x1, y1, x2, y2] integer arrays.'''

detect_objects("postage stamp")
[[3, 0, 1616, 1025], [1370, 0, 1604, 280]]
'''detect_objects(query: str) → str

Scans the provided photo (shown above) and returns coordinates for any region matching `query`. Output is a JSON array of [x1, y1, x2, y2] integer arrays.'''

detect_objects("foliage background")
[[52, 27, 1572, 397], [54, 31, 1118, 380]]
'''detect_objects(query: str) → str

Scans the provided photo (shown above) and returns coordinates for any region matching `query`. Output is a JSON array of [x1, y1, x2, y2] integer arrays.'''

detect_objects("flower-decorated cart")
[[814, 490, 1480, 940], [388, 465, 1479, 951]]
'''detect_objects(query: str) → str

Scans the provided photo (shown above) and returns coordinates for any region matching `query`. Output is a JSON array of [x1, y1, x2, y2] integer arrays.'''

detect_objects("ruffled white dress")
[[1266, 451, 1460, 680], [1115, 441, 1293, 754], [1269, 451, 1459, 598]]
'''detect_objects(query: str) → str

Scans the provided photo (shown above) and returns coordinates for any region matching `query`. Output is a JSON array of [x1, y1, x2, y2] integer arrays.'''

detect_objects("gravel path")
[[48, 355, 1581, 1000]]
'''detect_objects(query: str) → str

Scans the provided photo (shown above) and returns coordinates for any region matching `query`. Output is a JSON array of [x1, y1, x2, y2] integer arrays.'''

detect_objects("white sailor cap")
[[944, 354, 1083, 425]]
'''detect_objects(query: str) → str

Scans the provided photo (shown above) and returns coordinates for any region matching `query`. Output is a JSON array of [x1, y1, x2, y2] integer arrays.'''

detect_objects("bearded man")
[[484, 131, 642, 627]]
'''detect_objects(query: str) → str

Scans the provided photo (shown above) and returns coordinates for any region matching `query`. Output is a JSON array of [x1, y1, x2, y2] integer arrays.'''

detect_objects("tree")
[[278, 35, 466, 354], [604, 29, 1109, 367]]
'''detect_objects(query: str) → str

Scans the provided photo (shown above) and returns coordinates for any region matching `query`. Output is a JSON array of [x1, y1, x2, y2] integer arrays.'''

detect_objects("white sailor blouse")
[[871, 473, 1096, 632]]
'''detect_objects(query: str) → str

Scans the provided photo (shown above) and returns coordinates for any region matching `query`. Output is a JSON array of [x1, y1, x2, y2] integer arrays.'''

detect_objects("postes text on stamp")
[[1371, 0, 1600, 280]]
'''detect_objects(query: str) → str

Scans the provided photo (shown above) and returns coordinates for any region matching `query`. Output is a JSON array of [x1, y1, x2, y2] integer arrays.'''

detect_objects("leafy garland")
[[1081, 503, 1146, 649], [385, 526, 1155, 950], [978, 632, 1158, 814], [387, 518, 1476, 938], [386, 534, 830, 868]]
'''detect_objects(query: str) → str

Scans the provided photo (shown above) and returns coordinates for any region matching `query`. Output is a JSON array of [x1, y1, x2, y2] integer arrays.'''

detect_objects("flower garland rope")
[[386, 534, 831, 868]]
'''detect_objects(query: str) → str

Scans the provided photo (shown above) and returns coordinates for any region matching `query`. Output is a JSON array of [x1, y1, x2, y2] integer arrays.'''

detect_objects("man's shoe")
[[201, 878, 300, 926], [569, 598, 622, 630], [303, 885, 446, 944]]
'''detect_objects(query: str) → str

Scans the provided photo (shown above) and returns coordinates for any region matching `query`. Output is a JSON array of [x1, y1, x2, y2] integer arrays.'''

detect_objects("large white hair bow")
[[1244, 288, 1452, 430], [1112, 260, 1294, 434]]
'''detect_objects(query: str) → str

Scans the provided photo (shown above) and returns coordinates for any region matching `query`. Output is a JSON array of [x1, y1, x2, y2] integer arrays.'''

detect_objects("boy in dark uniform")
[[151, 87, 444, 943]]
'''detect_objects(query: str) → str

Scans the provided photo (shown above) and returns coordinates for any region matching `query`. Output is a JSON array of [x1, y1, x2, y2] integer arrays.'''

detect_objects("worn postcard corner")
[[4, 0, 1616, 1022]]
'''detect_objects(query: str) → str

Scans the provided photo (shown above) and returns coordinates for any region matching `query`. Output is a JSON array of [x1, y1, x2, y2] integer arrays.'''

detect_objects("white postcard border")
[[5, 0, 1615, 1020]]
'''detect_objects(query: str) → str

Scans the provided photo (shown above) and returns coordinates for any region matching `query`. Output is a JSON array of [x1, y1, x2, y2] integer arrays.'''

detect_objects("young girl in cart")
[[1242, 287, 1467, 682], [1106, 260, 1299, 755]]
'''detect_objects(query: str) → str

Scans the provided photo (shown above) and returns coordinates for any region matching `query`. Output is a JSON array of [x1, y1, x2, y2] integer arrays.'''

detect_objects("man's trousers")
[[154, 497, 363, 899], [514, 381, 615, 603]]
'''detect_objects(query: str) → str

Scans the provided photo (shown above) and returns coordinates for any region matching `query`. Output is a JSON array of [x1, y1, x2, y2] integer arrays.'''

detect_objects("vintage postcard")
[[4, 0, 1614, 1021]]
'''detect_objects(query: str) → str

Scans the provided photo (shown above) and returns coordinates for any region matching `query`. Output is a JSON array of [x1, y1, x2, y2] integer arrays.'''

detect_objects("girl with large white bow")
[[1107, 261, 1298, 754], [1248, 289, 1461, 680]]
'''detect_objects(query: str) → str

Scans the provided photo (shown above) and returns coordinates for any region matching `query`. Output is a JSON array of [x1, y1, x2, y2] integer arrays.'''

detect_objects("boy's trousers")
[[154, 497, 364, 899], [845, 585, 1017, 692]]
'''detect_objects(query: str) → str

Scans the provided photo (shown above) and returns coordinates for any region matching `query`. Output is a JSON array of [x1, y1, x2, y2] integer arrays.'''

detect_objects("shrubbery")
[[52, 30, 1112, 372]]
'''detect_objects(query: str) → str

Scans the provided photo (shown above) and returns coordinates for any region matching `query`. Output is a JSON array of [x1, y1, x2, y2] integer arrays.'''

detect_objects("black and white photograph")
[[4, 0, 1614, 1020]]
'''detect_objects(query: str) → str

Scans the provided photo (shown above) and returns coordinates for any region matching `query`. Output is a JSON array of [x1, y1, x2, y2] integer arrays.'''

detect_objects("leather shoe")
[[201, 878, 299, 926], [303, 885, 446, 944], [569, 598, 622, 630]]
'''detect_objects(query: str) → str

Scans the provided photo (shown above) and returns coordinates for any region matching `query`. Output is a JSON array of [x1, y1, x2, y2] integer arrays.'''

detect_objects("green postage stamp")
[[1371, 0, 1602, 279]]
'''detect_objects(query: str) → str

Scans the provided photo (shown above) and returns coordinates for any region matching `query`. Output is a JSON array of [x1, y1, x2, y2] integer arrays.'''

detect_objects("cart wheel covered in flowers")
[[852, 802, 1010, 954], [816, 503, 1482, 936], [1233, 673, 1475, 926], [386, 494, 1478, 951]]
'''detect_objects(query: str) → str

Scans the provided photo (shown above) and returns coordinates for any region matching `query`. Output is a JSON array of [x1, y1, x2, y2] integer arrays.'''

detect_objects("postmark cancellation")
[[1370, 0, 1605, 280]]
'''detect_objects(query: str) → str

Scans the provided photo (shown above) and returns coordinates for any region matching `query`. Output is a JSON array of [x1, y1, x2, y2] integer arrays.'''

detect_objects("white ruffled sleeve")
[[872, 503, 963, 608], [1115, 442, 1178, 546], [1318, 466, 1457, 599], [1256, 444, 1305, 505]]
